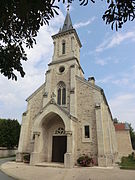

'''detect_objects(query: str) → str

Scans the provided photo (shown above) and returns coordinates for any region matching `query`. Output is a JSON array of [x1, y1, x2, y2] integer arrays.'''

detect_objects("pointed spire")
[[61, 11, 73, 32]]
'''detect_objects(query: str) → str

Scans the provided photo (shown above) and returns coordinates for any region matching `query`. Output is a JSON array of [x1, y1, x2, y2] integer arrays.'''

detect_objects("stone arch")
[[31, 104, 73, 167], [40, 112, 66, 162], [33, 103, 71, 133]]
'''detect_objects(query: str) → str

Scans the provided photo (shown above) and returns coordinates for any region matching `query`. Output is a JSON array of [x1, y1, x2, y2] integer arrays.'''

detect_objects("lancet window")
[[62, 40, 66, 54], [57, 81, 66, 105]]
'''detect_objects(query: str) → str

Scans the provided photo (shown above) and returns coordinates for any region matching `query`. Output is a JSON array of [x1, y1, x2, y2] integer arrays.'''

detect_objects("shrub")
[[77, 154, 94, 167], [128, 152, 135, 161], [120, 153, 135, 170]]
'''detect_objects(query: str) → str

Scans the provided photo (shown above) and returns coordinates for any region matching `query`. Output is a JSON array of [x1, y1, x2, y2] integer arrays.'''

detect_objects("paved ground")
[[1, 162, 135, 180], [0, 157, 15, 180]]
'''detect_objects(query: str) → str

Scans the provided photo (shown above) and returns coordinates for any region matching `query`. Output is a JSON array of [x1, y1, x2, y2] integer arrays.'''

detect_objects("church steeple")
[[61, 11, 73, 32], [52, 11, 82, 63]]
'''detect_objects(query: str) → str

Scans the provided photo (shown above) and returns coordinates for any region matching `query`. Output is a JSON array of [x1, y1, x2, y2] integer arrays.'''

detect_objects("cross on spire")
[[67, 3, 70, 12]]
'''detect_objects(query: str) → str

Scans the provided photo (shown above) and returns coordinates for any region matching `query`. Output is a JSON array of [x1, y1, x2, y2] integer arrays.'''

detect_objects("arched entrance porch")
[[41, 112, 67, 163], [30, 105, 74, 168]]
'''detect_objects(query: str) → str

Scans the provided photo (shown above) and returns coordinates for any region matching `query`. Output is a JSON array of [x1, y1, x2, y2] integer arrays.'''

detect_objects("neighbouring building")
[[16, 11, 133, 168], [114, 123, 133, 158]]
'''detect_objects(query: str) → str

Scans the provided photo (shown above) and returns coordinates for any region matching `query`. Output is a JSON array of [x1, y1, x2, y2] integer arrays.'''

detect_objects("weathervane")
[[67, 2, 70, 12]]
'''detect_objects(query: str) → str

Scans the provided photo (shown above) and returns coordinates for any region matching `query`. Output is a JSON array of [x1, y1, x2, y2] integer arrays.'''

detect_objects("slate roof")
[[61, 11, 73, 32]]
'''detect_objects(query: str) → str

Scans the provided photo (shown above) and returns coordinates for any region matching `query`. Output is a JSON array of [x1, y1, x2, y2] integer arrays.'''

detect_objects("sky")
[[0, 1, 135, 129]]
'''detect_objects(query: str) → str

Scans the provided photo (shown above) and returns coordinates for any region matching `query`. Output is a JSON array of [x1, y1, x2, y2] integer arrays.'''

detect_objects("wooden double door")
[[52, 136, 67, 163]]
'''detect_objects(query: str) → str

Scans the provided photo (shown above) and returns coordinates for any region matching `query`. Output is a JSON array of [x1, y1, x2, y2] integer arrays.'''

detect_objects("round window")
[[59, 66, 65, 73]]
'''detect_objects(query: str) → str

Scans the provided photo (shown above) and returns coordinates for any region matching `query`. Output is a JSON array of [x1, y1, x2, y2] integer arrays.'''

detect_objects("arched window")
[[58, 88, 61, 105], [62, 40, 65, 54], [71, 37, 74, 51], [62, 87, 66, 105], [53, 42, 56, 55], [57, 81, 66, 105]]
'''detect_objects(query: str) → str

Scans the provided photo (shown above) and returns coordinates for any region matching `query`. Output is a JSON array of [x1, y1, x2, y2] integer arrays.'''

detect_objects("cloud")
[[109, 93, 135, 129], [0, 10, 64, 123], [97, 76, 114, 84], [96, 31, 135, 52], [95, 56, 111, 66], [97, 65, 135, 129], [95, 56, 119, 66], [74, 17, 96, 29], [95, 59, 107, 66], [112, 78, 129, 86], [97, 75, 130, 86]]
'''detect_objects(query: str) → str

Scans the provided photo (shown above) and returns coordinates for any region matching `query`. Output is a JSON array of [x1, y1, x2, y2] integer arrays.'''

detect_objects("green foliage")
[[129, 124, 135, 150], [120, 166, 135, 170], [0, 118, 20, 149], [60, 0, 135, 30], [0, 0, 135, 80], [77, 154, 94, 167], [120, 153, 135, 170], [102, 0, 135, 31], [0, 0, 58, 80]]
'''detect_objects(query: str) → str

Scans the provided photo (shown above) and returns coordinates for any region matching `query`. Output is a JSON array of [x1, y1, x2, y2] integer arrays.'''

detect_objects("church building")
[[16, 12, 133, 168]]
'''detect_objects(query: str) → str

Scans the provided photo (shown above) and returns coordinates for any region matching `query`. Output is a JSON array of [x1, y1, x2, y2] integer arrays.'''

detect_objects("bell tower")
[[52, 11, 82, 63], [44, 11, 84, 117]]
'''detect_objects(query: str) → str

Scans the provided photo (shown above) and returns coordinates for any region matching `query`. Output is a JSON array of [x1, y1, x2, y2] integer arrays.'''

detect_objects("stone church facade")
[[16, 12, 132, 168]]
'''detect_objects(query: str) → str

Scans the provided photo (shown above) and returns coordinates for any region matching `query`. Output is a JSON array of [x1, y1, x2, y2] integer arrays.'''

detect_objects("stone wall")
[[0, 147, 17, 158], [75, 76, 118, 166], [17, 84, 45, 158], [96, 102, 118, 166], [94, 90, 118, 166], [76, 78, 98, 164]]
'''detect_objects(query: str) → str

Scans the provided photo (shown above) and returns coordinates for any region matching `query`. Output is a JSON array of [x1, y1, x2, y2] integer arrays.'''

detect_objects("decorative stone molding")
[[52, 28, 82, 48], [51, 92, 56, 98], [50, 98, 55, 104], [95, 103, 101, 109], [70, 64, 75, 68], [54, 127, 65, 135], [33, 131, 40, 136], [39, 110, 43, 114], [43, 92, 48, 98], [70, 88, 75, 94], [65, 131, 72, 136]]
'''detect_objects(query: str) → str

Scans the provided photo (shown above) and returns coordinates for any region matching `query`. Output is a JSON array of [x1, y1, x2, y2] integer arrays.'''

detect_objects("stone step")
[[36, 162, 64, 168]]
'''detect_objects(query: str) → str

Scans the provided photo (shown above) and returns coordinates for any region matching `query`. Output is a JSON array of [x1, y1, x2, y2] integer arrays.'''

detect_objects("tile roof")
[[114, 123, 130, 131]]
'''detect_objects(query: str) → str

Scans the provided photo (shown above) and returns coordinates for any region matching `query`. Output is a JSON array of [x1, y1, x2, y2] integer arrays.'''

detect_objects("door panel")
[[52, 136, 67, 163]]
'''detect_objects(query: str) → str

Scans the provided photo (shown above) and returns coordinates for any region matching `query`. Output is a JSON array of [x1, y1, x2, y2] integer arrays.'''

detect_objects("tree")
[[129, 124, 135, 150], [0, 0, 135, 80], [0, 118, 21, 149]]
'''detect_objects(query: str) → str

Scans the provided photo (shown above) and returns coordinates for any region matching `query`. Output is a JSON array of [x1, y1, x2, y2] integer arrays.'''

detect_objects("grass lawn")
[[120, 154, 135, 170]]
